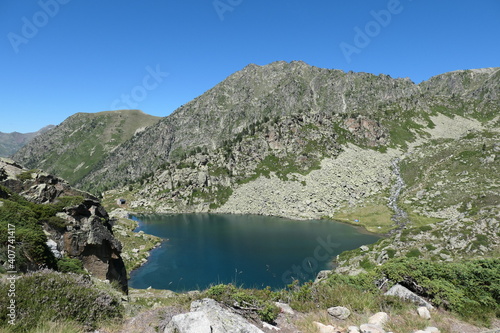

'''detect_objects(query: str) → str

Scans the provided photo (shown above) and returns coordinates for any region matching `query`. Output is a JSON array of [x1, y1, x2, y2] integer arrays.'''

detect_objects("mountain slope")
[[12, 63, 499, 266], [78, 61, 421, 193], [13, 109, 160, 186], [0, 125, 55, 157]]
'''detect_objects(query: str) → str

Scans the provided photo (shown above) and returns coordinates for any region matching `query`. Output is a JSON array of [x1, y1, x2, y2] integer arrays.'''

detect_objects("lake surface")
[[129, 214, 379, 291]]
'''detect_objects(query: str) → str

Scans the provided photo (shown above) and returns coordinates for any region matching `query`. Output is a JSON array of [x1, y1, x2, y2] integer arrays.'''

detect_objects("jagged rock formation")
[[0, 125, 54, 157], [0, 158, 127, 292]]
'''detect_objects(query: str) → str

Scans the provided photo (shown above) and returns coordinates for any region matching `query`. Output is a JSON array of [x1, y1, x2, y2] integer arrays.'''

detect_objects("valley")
[[1, 62, 498, 333]]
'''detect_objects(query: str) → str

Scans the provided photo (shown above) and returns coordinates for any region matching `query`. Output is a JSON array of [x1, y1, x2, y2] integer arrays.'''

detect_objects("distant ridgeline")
[[0, 125, 54, 157]]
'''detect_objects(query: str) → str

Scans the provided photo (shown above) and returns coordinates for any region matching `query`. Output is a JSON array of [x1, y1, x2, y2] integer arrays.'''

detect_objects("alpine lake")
[[129, 214, 380, 292]]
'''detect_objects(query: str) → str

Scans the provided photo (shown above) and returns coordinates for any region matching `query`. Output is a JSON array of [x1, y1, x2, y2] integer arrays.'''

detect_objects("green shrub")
[[0, 270, 123, 332], [205, 284, 279, 323], [45, 216, 67, 230], [57, 257, 86, 274], [376, 258, 500, 324], [405, 248, 422, 258], [16, 170, 36, 181]]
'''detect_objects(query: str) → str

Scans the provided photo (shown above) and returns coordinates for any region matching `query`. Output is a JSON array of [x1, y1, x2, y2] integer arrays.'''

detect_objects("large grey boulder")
[[385, 284, 434, 309], [327, 306, 351, 320], [359, 323, 385, 333], [166, 311, 211, 333], [165, 298, 264, 333]]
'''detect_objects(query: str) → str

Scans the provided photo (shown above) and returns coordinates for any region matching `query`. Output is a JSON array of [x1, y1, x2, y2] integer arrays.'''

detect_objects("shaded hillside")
[[13, 109, 160, 186], [0, 125, 54, 157]]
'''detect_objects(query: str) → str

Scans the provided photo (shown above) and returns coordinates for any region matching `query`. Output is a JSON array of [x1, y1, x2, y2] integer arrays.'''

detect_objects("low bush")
[[0, 270, 123, 332], [205, 284, 280, 323], [376, 257, 500, 325]]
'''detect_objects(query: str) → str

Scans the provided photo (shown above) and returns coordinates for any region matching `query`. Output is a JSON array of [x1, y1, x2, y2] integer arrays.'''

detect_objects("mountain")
[[13, 109, 161, 186], [0, 125, 55, 157], [12, 62, 499, 269]]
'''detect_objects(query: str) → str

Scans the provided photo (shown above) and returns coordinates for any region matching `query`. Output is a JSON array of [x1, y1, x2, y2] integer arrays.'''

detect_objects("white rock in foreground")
[[165, 298, 264, 333], [368, 312, 389, 327], [417, 306, 431, 320]]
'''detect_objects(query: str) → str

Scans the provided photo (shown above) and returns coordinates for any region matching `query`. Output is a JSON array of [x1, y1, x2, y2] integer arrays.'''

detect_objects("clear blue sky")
[[1, 0, 499, 133]]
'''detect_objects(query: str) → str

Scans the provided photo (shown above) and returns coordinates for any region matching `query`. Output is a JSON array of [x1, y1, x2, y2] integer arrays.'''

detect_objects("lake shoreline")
[[126, 213, 380, 291]]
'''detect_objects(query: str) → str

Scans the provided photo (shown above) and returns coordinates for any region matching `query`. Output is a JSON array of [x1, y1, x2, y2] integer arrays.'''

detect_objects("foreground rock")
[[0, 158, 128, 292], [165, 298, 264, 333], [328, 306, 351, 320], [385, 284, 433, 309]]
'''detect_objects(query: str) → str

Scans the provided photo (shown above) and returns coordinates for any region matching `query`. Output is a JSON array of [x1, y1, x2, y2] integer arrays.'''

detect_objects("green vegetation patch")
[[205, 284, 280, 323], [0, 270, 123, 332], [333, 204, 396, 234]]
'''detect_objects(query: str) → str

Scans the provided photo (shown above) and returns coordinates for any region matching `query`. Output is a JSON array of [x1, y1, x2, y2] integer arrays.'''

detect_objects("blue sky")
[[0, 0, 499, 133]]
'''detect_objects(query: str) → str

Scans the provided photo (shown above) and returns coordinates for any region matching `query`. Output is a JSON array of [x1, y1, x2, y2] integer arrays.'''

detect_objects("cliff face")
[[0, 158, 127, 292]]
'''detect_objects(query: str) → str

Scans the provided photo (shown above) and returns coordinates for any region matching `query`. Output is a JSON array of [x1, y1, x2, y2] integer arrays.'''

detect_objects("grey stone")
[[327, 306, 351, 320], [348, 326, 360, 333], [46, 239, 62, 259], [314, 322, 338, 333], [385, 284, 434, 309], [169, 298, 264, 333], [368, 312, 389, 328], [275, 302, 294, 315], [360, 323, 385, 333], [165, 311, 211, 333], [417, 306, 431, 320], [314, 270, 331, 283]]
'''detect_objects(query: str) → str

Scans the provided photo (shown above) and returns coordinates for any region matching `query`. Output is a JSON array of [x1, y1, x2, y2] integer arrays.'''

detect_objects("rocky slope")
[[13, 62, 500, 271], [13, 109, 160, 187], [0, 157, 128, 292], [0, 125, 54, 157]]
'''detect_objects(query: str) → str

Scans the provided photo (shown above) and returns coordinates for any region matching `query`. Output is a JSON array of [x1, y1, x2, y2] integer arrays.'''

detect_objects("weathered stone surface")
[[314, 270, 332, 283], [348, 326, 361, 333], [417, 306, 431, 320], [327, 306, 351, 320], [0, 158, 128, 293], [359, 323, 385, 333], [314, 321, 338, 333], [165, 311, 211, 333], [368, 312, 389, 328], [385, 284, 433, 309], [165, 298, 263, 333], [275, 302, 294, 315], [46, 239, 62, 259]]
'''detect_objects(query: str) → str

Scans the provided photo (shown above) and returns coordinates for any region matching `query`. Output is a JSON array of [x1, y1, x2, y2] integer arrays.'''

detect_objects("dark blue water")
[[129, 214, 379, 291]]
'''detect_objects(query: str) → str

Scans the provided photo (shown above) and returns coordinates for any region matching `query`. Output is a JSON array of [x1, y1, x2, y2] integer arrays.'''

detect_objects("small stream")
[[388, 158, 409, 231]]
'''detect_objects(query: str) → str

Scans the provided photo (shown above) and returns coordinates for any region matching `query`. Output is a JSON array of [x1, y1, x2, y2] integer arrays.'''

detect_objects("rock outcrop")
[[0, 158, 128, 292], [165, 298, 264, 333]]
